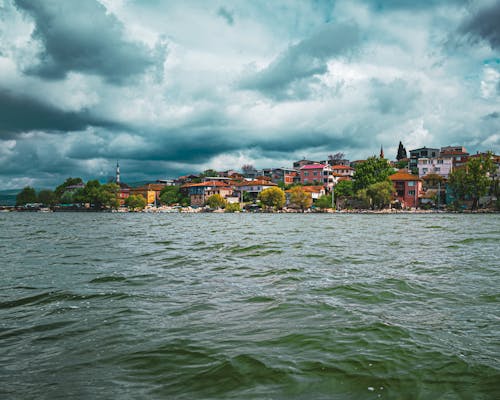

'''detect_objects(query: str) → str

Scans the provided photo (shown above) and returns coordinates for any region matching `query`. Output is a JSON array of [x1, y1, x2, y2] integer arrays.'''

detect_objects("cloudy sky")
[[0, 0, 499, 189]]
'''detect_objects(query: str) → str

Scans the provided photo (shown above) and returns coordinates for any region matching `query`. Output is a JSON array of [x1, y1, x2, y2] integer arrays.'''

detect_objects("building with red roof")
[[389, 170, 423, 208]]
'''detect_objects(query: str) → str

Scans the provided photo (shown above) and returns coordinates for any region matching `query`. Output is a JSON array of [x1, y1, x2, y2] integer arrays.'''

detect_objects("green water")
[[1, 213, 499, 399]]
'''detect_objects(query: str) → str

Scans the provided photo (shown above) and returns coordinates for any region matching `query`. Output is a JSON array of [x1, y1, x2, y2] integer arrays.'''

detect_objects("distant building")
[[439, 146, 469, 168], [299, 164, 335, 187], [129, 183, 165, 206], [417, 157, 453, 179], [293, 159, 317, 169], [233, 179, 277, 201], [409, 147, 440, 171], [182, 181, 233, 206], [330, 165, 354, 179]]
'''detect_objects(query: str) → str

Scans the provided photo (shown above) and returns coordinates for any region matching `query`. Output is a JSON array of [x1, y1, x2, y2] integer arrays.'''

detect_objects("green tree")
[[358, 181, 394, 210], [199, 169, 219, 178], [258, 187, 286, 210], [160, 185, 182, 205], [289, 186, 312, 212], [75, 181, 119, 209], [448, 153, 495, 210], [125, 194, 147, 211], [16, 186, 37, 206], [206, 194, 227, 209], [38, 189, 56, 206], [55, 177, 83, 200], [353, 156, 395, 191], [224, 202, 241, 213], [316, 194, 333, 210], [99, 183, 120, 209], [334, 180, 354, 198]]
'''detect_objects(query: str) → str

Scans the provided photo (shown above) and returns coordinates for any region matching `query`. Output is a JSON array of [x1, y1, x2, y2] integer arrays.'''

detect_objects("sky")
[[0, 0, 499, 189]]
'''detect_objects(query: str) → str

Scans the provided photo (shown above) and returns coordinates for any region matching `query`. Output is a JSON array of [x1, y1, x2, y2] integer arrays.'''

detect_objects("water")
[[1, 213, 499, 399]]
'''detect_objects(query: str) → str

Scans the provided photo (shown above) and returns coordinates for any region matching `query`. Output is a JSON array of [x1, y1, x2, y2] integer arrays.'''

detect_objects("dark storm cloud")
[[370, 79, 420, 115], [14, 0, 156, 83], [367, 0, 467, 11], [239, 22, 360, 99], [459, 2, 500, 50], [0, 90, 118, 138], [217, 7, 234, 26], [482, 111, 500, 120]]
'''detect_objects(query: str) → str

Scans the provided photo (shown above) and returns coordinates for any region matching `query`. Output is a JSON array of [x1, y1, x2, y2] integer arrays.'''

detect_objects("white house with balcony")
[[417, 157, 453, 179]]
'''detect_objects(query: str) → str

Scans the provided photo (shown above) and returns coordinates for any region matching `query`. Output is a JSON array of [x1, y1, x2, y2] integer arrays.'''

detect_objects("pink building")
[[299, 164, 335, 186], [389, 170, 423, 208], [417, 157, 453, 179]]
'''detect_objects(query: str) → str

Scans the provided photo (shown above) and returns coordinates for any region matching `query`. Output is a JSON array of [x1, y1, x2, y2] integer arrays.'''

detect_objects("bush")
[[224, 203, 241, 213]]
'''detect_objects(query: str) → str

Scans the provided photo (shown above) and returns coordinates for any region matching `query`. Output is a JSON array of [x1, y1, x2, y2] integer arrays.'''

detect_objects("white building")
[[417, 157, 453, 178]]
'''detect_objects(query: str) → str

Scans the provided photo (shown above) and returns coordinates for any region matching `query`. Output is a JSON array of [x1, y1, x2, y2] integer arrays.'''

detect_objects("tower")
[[116, 161, 120, 184]]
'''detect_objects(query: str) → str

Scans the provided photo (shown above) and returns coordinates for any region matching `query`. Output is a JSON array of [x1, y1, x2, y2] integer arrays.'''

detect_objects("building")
[[330, 165, 354, 179], [233, 179, 277, 201], [293, 159, 317, 169], [389, 170, 423, 208], [417, 157, 453, 179], [261, 167, 298, 184], [299, 164, 335, 187], [439, 146, 469, 168], [182, 181, 233, 206], [301, 186, 326, 201], [409, 147, 440, 171], [129, 183, 165, 206]]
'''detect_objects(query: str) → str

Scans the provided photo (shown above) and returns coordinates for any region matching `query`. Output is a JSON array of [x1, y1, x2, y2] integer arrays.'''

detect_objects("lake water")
[[1, 213, 499, 399]]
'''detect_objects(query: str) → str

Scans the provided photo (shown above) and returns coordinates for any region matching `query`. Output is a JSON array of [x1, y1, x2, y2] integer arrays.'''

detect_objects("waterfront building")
[[389, 170, 423, 208], [409, 147, 440, 171], [182, 181, 233, 206], [299, 164, 335, 187], [233, 179, 277, 201], [330, 165, 354, 179], [129, 183, 165, 206]]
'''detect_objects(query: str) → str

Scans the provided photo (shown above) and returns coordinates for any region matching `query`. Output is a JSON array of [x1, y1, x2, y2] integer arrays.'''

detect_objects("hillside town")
[[8, 142, 500, 213]]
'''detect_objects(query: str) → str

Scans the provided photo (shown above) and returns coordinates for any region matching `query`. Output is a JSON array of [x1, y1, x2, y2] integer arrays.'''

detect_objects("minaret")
[[380, 145, 384, 159], [116, 161, 120, 184]]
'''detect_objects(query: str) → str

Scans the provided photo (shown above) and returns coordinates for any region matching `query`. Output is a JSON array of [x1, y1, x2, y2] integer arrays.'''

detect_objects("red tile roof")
[[389, 170, 421, 181], [181, 181, 230, 188], [234, 180, 277, 187], [331, 165, 353, 170]]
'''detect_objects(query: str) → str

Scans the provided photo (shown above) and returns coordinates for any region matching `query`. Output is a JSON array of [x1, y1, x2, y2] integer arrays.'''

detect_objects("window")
[[437, 159, 443, 164], [313, 172, 318, 176], [422, 160, 427, 164], [408, 181, 415, 187], [304, 172, 309, 177], [408, 190, 415, 195], [435, 167, 440, 172], [423, 168, 428, 173]]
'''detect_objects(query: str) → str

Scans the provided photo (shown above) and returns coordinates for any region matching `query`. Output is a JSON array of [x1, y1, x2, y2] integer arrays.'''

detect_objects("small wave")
[[90, 276, 128, 283]]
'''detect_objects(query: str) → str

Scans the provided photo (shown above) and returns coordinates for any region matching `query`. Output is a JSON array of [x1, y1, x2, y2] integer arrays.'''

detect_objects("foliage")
[[160, 185, 189, 206], [74, 181, 120, 209], [334, 180, 354, 198], [60, 191, 75, 204], [315, 194, 332, 210], [125, 194, 147, 211], [206, 194, 227, 209], [328, 152, 345, 162], [38, 189, 56, 206], [242, 191, 252, 202], [16, 186, 37, 206], [224, 202, 241, 213], [258, 187, 286, 210], [394, 160, 409, 169], [357, 181, 394, 210], [55, 177, 83, 199], [241, 164, 255, 175], [199, 169, 219, 178], [289, 186, 312, 212], [353, 156, 395, 191], [396, 141, 407, 160], [448, 153, 495, 210]]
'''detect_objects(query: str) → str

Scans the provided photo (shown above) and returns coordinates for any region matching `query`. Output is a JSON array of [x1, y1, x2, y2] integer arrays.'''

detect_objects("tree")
[[38, 189, 56, 206], [315, 194, 332, 210], [353, 156, 395, 191], [242, 164, 256, 177], [160, 185, 189, 206], [258, 187, 285, 210], [334, 180, 354, 198], [125, 194, 147, 211], [200, 169, 219, 178], [289, 186, 312, 212], [75, 181, 119, 209], [206, 194, 227, 209], [99, 183, 120, 209], [328, 152, 345, 163], [365, 181, 395, 210], [225, 202, 241, 213], [396, 141, 407, 161], [16, 186, 37, 206], [448, 153, 495, 210], [55, 177, 83, 200]]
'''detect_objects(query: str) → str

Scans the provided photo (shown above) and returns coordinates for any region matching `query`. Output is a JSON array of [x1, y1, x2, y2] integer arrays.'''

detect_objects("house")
[[293, 159, 318, 169], [330, 165, 354, 179], [301, 186, 326, 201], [233, 179, 277, 201], [417, 157, 453, 179], [182, 181, 233, 206], [129, 183, 165, 206], [389, 170, 423, 208], [261, 167, 298, 184], [299, 164, 335, 187], [409, 147, 440, 171], [439, 146, 469, 168], [117, 183, 130, 206]]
